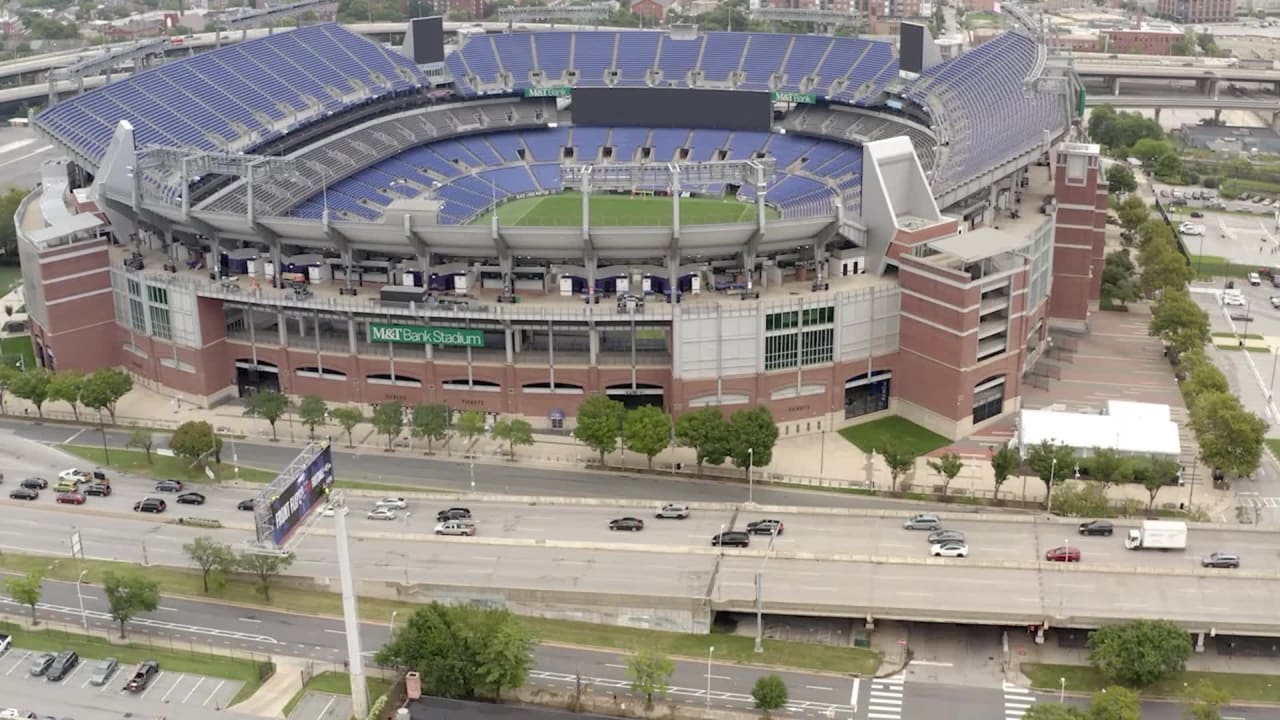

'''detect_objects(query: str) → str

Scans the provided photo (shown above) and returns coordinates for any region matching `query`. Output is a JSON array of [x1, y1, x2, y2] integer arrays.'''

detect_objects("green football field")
[[471, 191, 777, 227]]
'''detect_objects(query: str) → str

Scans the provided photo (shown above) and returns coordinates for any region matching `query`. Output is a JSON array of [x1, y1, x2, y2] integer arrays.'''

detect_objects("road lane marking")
[[0, 146, 55, 171], [705, 673, 731, 680], [202, 679, 225, 706], [805, 685, 833, 691], [604, 663, 627, 669], [183, 676, 205, 703], [239, 617, 263, 623], [141, 671, 164, 700], [316, 694, 337, 719], [0, 597, 279, 644], [324, 629, 345, 635], [909, 660, 953, 667], [526, 670, 854, 715], [5, 650, 29, 676], [850, 677, 859, 713], [161, 673, 187, 702], [157, 606, 179, 612]]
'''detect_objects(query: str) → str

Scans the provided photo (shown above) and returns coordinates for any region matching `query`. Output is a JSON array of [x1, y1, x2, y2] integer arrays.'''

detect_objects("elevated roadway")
[[1075, 59, 1280, 84]]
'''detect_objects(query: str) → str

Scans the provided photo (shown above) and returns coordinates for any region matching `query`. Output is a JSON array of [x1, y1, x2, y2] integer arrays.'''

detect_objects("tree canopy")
[[673, 407, 732, 474], [574, 393, 626, 464], [623, 405, 672, 469], [728, 406, 779, 479], [102, 571, 160, 638], [371, 400, 405, 450], [244, 390, 289, 441], [491, 417, 534, 459], [1088, 620, 1192, 687]]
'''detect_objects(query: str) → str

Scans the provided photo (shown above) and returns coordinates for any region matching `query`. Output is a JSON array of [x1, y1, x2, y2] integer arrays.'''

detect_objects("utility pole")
[[335, 497, 369, 719]]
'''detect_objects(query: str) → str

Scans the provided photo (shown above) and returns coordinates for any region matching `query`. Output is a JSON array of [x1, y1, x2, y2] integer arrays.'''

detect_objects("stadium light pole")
[[334, 498, 370, 719]]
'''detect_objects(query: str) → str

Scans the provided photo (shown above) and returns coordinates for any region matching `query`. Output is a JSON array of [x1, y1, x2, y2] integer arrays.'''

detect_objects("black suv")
[[84, 482, 112, 497], [20, 477, 47, 490], [608, 517, 645, 532], [745, 519, 784, 535], [1202, 552, 1241, 569], [9, 487, 37, 500], [1078, 520, 1114, 536], [155, 479, 183, 493], [437, 507, 472, 521], [133, 497, 167, 513], [711, 531, 751, 548], [46, 650, 79, 682]]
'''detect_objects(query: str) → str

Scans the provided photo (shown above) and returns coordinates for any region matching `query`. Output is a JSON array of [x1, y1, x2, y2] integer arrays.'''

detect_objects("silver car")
[[904, 514, 941, 530], [89, 657, 118, 686], [656, 503, 690, 519], [434, 520, 476, 537]]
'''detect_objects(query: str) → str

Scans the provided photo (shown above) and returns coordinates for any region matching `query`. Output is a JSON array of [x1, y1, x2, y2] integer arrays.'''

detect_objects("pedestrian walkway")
[[1002, 680, 1034, 720], [866, 672, 905, 720]]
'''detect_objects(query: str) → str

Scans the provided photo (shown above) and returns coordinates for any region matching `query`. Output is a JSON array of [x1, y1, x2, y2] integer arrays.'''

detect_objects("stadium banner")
[[269, 442, 334, 546], [772, 91, 816, 105], [368, 323, 485, 347], [524, 86, 572, 98]]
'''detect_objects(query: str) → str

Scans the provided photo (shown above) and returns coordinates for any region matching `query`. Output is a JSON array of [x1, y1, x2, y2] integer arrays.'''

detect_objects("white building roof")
[[1105, 400, 1171, 424], [1017, 406, 1181, 458]]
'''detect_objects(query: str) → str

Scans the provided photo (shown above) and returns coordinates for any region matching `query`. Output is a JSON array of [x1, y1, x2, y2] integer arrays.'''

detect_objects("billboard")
[[368, 323, 485, 347], [570, 87, 772, 132], [267, 442, 335, 546]]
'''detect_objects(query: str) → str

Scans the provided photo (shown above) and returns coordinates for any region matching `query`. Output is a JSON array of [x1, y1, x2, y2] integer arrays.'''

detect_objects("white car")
[[375, 497, 408, 509], [930, 541, 969, 558], [434, 520, 477, 536], [57, 469, 89, 483], [1249, 272, 1263, 286], [367, 508, 397, 521], [1224, 293, 1247, 307], [320, 504, 349, 517]]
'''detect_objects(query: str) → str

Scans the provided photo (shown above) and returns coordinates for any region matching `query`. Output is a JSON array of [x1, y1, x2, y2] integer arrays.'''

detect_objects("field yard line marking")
[[202, 679, 225, 707]]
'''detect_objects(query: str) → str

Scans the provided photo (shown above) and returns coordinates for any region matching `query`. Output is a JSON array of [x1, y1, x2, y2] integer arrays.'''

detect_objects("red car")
[[1045, 546, 1081, 562], [56, 491, 86, 505]]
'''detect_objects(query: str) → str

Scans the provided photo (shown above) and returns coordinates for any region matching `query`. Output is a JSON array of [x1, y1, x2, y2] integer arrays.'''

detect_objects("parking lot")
[[0, 646, 243, 717], [288, 691, 353, 720]]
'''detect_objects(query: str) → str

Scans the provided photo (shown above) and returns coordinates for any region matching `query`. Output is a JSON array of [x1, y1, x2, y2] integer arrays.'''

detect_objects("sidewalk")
[[234, 657, 308, 717]]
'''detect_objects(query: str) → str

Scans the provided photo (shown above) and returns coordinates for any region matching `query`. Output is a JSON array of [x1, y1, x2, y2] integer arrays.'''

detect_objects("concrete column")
[[589, 328, 599, 365], [277, 311, 287, 346], [271, 242, 283, 289], [504, 328, 514, 364], [1214, 108, 1222, 125], [297, 315, 306, 338], [347, 315, 357, 355], [1195, 632, 1206, 653], [1154, 107, 1161, 123], [1271, 111, 1280, 133], [1112, 77, 1121, 96]]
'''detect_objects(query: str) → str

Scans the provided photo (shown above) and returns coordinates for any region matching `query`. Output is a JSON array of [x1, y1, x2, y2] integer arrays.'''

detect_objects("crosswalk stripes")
[[1003, 681, 1034, 720], [866, 672, 904, 720], [1236, 495, 1280, 508]]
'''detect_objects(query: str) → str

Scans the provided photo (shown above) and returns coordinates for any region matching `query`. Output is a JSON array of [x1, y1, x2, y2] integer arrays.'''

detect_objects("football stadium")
[[18, 15, 1099, 439]]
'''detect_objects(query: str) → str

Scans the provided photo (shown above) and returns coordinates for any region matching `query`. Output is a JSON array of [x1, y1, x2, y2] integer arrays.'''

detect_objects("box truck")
[[1124, 520, 1187, 550]]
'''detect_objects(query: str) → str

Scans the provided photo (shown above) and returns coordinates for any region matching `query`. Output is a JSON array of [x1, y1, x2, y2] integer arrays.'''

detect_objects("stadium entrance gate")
[[607, 383, 664, 410]]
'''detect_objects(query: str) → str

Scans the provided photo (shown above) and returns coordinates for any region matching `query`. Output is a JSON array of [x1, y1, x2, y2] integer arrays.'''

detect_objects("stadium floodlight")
[[750, 6, 862, 29], [497, 3, 611, 26]]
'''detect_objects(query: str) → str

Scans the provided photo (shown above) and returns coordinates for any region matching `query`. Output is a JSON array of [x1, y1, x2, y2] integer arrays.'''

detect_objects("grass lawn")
[[0, 619, 272, 706], [281, 671, 394, 717], [472, 191, 777, 227], [839, 416, 950, 456], [0, 552, 880, 676], [1265, 438, 1280, 458], [1023, 662, 1280, 702], [0, 334, 34, 372], [0, 264, 22, 293], [1191, 254, 1259, 279], [61, 445, 278, 484], [964, 10, 1003, 27]]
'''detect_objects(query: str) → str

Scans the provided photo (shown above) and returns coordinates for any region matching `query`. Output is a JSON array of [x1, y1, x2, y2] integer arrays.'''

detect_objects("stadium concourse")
[[18, 18, 1098, 441]]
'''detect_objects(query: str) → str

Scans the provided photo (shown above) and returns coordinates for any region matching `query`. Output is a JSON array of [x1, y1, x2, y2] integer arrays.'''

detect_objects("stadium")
[[18, 15, 1099, 439]]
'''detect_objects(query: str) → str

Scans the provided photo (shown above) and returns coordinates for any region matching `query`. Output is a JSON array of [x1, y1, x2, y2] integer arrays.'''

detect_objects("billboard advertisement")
[[269, 442, 335, 546]]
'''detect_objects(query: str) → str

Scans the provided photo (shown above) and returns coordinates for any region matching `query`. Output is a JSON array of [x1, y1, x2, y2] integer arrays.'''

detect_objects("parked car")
[[8, 488, 37, 501], [655, 503, 690, 519], [608, 517, 645, 532], [436, 507, 471, 521], [20, 477, 47, 490], [1202, 552, 1240, 568], [45, 650, 78, 682], [928, 529, 965, 544], [745, 519, 784, 535], [83, 483, 111, 497], [89, 657, 118, 686], [1249, 272, 1263, 286], [930, 541, 969, 558], [711, 531, 750, 548], [903, 514, 941, 530], [1271, 296, 1280, 309], [434, 520, 476, 536], [124, 661, 159, 692], [1045, 546, 1081, 562], [28, 653, 54, 677], [55, 492, 85, 505], [367, 508, 397, 521], [1224, 293, 1247, 307], [237, 498, 256, 511], [176, 492, 206, 505], [375, 497, 408, 509], [53, 479, 78, 494], [320, 504, 349, 517], [57, 469, 88, 484], [1077, 520, 1114, 536], [154, 479, 183, 493], [1190, 211, 1204, 218], [133, 497, 167, 514]]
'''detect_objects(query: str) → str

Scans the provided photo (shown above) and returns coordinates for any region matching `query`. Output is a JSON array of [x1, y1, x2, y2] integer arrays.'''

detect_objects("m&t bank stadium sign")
[[367, 323, 484, 347]]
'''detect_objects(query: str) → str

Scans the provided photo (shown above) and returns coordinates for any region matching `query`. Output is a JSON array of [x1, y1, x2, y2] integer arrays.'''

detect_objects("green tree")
[[183, 536, 236, 593], [102, 571, 160, 638], [1022, 705, 1087, 720], [1179, 352, 1229, 406], [491, 417, 534, 460], [47, 370, 84, 421], [126, 425, 154, 463], [297, 395, 328, 439], [1089, 685, 1142, 720], [455, 410, 487, 449], [78, 367, 133, 423], [10, 368, 51, 418], [6, 571, 42, 625], [0, 188, 26, 257], [574, 393, 626, 465], [330, 406, 364, 447], [244, 389, 289, 441], [1088, 619, 1192, 687], [0, 364, 16, 414], [1139, 239, 1193, 297], [1086, 447, 1129, 491], [169, 420, 222, 464], [752, 674, 789, 716], [1106, 163, 1137, 194], [927, 451, 965, 495], [1026, 440, 1077, 507], [1191, 393, 1266, 480], [410, 403, 451, 453], [1150, 288, 1209, 359], [728, 406, 779, 481], [1183, 679, 1231, 720], [1131, 137, 1176, 166], [626, 648, 674, 707], [1115, 195, 1151, 233], [371, 400, 405, 450], [881, 439, 917, 493], [623, 405, 672, 469], [990, 445, 1021, 500], [673, 407, 732, 474], [1101, 250, 1140, 306], [236, 550, 295, 601], [1138, 456, 1180, 510], [1155, 151, 1183, 182], [374, 603, 533, 699]]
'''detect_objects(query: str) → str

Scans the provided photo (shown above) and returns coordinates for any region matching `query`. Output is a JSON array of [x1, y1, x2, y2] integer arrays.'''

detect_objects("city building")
[[1156, 0, 1236, 23]]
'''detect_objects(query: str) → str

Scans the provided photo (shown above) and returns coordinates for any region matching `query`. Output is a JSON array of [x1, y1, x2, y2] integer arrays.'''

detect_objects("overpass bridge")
[[1084, 93, 1280, 127]]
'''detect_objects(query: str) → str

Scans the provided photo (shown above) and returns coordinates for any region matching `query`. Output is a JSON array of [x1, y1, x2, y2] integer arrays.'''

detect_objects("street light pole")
[[754, 526, 779, 654], [389, 610, 398, 640], [747, 447, 754, 504], [1059, 677, 1066, 704], [705, 645, 715, 709], [75, 570, 88, 632], [1045, 457, 1058, 514]]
